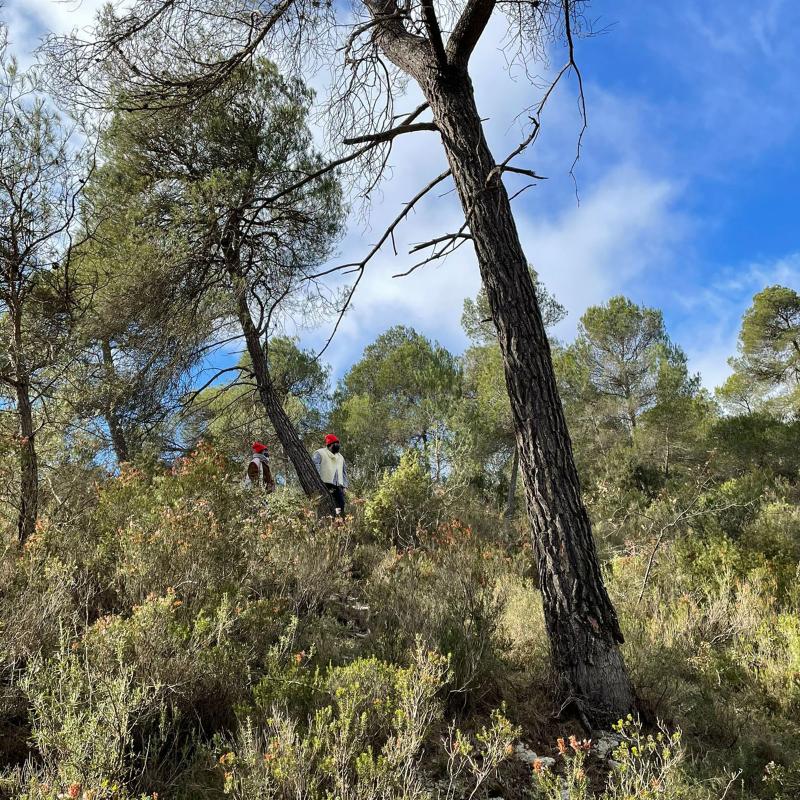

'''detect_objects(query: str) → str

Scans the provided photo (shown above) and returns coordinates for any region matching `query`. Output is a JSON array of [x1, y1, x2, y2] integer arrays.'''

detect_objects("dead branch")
[[312, 167, 452, 358], [342, 120, 439, 145], [501, 165, 547, 180], [409, 231, 473, 254]]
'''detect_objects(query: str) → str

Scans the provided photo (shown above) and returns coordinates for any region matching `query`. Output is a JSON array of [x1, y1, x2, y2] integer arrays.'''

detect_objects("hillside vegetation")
[[1, 288, 799, 800]]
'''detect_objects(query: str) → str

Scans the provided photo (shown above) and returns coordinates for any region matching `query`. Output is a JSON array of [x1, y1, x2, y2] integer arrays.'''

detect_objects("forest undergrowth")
[[1, 443, 798, 800]]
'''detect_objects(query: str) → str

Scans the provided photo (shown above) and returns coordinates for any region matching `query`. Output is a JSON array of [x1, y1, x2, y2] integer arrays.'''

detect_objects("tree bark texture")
[[426, 72, 634, 722], [424, 71, 635, 723], [16, 379, 38, 545], [362, 4, 635, 718]]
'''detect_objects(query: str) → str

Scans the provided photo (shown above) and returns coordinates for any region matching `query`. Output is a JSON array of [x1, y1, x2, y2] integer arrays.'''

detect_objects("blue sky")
[[4, 0, 799, 390]]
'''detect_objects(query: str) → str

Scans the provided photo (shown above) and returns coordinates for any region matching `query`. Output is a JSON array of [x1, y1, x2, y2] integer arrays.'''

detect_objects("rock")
[[514, 743, 538, 764], [594, 732, 623, 760], [514, 744, 555, 769]]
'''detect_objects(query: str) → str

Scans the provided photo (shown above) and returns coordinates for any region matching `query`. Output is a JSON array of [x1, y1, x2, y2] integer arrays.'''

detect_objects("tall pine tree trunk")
[[15, 379, 38, 545], [422, 69, 634, 723]]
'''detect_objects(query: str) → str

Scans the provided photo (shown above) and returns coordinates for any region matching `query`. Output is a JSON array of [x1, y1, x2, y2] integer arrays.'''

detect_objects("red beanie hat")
[[324, 434, 339, 446], [252, 441, 268, 453]]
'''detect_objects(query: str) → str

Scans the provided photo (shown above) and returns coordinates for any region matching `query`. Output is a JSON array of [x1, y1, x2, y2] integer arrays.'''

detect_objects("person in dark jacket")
[[247, 441, 275, 491]]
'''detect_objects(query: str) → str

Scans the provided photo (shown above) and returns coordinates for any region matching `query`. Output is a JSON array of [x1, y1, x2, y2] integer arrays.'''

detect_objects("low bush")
[[364, 528, 509, 704], [364, 452, 444, 547], [219, 645, 517, 800]]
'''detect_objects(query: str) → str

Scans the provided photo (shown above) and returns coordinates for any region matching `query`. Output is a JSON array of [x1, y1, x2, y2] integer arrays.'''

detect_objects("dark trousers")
[[324, 483, 345, 515]]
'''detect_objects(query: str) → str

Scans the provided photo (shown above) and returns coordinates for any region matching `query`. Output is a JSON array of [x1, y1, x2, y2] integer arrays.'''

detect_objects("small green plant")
[[764, 759, 800, 800], [605, 717, 688, 799], [221, 644, 449, 800], [442, 707, 520, 800], [219, 643, 517, 800], [18, 636, 162, 796], [531, 719, 701, 800], [366, 533, 507, 701], [530, 734, 592, 800]]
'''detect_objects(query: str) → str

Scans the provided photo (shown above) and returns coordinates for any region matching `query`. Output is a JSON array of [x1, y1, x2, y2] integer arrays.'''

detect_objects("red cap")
[[324, 434, 339, 446], [252, 441, 268, 453]]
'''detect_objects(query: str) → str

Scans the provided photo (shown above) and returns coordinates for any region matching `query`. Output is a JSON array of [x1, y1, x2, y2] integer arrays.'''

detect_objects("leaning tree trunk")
[[230, 273, 336, 513], [101, 339, 131, 463], [423, 69, 635, 724], [16, 379, 38, 545]]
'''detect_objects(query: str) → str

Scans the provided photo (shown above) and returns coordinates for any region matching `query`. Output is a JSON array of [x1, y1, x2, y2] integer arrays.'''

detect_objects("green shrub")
[[532, 719, 708, 800], [2, 440, 796, 799], [219, 645, 517, 800], [743, 500, 800, 565], [19, 637, 162, 795], [220, 645, 450, 800], [365, 533, 508, 702], [765, 759, 800, 800], [612, 542, 800, 792], [364, 452, 443, 547], [80, 592, 256, 732]]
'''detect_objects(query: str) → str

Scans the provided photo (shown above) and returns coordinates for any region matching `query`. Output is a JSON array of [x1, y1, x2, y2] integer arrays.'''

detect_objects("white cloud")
[[518, 164, 682, 338], [2, 0, 108, 63], [672, 252, 800, 390], [303, 156, 683, 380], [295, 11, 687, 377], [7, 0, 788, 401], [295, 14, 688, 378]]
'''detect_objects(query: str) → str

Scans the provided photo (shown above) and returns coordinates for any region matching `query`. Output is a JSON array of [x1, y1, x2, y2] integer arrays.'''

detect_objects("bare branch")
[[500, 165, 547, 180], [563, 1, 588, 196], [393, 217, 472, 277], [392, 233, 471, 278], [183, 365, 251, 407], [409, 231, 473, 254], [255, 102, 429, 209], [420, 0, 448, 67], [508, 182, 535, 201], [446, 0, 496, 67], [343, 120, 438, 145], [312, 168, 451, 358]]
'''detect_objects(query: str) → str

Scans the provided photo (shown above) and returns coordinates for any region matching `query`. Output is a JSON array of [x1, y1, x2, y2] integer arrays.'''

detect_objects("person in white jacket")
[[313, 433, 348, 515]]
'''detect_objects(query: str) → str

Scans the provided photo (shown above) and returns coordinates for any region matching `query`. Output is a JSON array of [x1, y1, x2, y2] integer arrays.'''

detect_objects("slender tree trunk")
[[101, 339, 130, 463], [229, 273, 336, 512], [422, 69, 634, 723], [627, 403, 637, 437], [16, 379, 38, 544], [505, 445, 519, 520]]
